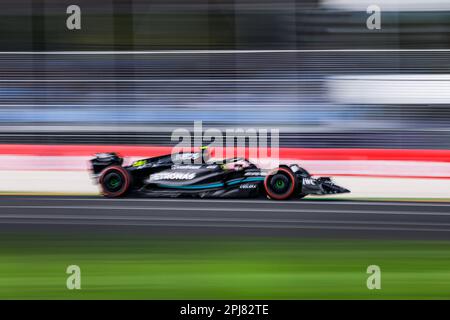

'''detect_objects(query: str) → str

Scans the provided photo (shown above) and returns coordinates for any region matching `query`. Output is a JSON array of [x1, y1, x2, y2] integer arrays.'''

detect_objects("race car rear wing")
[[90, 153, 123, 175]]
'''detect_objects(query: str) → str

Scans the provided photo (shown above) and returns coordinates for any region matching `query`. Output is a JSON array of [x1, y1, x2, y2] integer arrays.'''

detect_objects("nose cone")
[[341, 187, 351, 194], [330, 184, 350, 194], [336, 186, 350, 194]]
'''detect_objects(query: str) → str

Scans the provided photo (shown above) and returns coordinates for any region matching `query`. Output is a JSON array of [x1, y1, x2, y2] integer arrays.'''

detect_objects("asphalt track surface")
[[0, 196, 450, 239]]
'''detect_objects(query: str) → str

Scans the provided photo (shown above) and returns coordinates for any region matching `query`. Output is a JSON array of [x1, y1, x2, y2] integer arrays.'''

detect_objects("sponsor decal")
[[150, 172, 196, 181], [303, 178, 316, 185], [171, 165, 202, 170], [245, 171, 264, 177], [240, 184, 258, 189], [171, 164, 219, 170], [172, 152, 201, 162]]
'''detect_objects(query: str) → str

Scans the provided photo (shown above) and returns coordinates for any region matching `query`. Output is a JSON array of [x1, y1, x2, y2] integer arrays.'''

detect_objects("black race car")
[[90, 149, 350, 200]]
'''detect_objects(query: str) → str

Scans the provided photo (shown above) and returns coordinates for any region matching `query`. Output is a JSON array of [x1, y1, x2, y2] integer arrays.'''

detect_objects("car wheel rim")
[[269, 174, 290, 195], [104, 173, 123, 192]]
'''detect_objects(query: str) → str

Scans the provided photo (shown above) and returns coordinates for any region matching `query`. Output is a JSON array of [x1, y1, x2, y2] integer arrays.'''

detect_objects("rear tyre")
[[99, 166, 131, 198], [264, 167, 296, 200]]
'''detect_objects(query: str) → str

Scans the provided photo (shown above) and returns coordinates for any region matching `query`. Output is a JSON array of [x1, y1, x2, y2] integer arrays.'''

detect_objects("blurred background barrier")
[[0, 0, 448, 149], [320, 0, 450, 11], [0, 50, 449, 149], [3, 0, 450, 50]]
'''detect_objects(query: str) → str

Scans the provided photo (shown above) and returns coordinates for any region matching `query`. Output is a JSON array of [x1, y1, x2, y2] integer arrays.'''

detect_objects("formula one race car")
[[90, 149, 350, 200]]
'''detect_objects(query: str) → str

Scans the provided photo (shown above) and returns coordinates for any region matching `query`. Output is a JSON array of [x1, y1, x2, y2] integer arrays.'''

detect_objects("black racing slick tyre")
[[264, 167, 297, 200], [99, 166, 132, 198]]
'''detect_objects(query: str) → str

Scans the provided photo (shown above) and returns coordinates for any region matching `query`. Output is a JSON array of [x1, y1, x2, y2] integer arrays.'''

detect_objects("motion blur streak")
[[1, 196, 450, 240], [0, 51, 449, 149], [0, 0, 450, 300], [321, 0, 450, 11], [0, 0, 450, 149]]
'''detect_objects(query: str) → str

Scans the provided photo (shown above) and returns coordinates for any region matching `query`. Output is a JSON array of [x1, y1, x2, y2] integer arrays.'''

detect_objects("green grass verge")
[[0, 234, 450, 299]]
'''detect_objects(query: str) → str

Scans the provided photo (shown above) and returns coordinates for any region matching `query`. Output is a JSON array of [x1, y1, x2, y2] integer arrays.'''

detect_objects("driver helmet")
[[200, 146, 211, 163]]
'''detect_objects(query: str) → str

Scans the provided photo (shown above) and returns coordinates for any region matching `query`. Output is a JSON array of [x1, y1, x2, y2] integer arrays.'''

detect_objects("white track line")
[[8, 197, 450, 207], [0, 79, 311, 82], [0, 213, 449, 227], [0, 205, 449, 216], [0, 49, 450, 54], [1, 219, 449, 233]]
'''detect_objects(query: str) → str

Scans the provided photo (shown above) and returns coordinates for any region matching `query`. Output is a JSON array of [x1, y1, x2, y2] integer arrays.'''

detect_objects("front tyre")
[[99, 166, 131, 198], [264, 167, 297, 200]]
